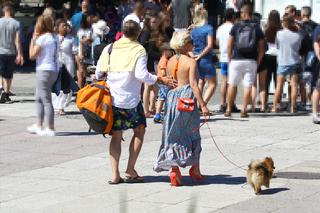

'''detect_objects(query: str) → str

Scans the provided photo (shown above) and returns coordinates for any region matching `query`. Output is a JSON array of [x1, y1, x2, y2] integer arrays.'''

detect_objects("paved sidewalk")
[[0, 73, 319, 213]]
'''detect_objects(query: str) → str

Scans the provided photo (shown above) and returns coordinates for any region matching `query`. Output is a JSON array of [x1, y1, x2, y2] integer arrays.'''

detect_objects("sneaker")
[[232, 105, 241, 113], [0, 91, 6, 103], [27, 124, 42, 134], [312, 114, 320, 124], [219, 104, 227, 113], [153, 114, 162, 124], [4, 93, 12, 103], [40, 128, 56, 136]]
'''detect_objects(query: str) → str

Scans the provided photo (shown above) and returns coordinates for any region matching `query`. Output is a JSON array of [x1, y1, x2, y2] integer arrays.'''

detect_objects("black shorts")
[[0, 55, 15, 79]]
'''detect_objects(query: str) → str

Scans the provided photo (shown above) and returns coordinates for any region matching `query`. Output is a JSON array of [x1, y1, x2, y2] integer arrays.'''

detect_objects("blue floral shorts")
[[112, 102, 146, 131]]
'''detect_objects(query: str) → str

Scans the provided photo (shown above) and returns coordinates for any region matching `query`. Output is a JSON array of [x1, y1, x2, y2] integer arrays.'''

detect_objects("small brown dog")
[[247, 157, 275, 194]]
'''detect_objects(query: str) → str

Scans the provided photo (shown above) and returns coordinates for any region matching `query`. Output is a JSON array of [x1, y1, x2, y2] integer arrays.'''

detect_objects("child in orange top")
[[154, 45, 175, 123]]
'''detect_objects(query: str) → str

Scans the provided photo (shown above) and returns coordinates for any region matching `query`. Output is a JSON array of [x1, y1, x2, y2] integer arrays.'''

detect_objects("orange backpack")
[[76, 81, 113, 135]]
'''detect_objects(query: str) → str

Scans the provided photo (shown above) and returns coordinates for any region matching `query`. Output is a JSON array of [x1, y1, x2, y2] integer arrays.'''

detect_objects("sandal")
[[124, 175, 144, 183], [108, 177, 124, 185], [240, 111, 249, 118], [224, 111, 231, 117]]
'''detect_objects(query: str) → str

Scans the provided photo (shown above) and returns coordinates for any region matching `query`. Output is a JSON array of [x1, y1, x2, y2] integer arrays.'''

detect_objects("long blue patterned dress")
[[154, 85, 202, 172]]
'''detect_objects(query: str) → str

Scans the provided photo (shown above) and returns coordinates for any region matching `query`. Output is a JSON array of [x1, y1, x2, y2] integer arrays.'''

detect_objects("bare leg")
[[3, 78, 12, 93], [149, 85, 158, 113], [198, 78, 205, 95], [226, 86, 237, 113], [198, 78, 205, 109], [312, 89, 320, 115], [299, 81, 307, 106], [251, 81, 257, 112], [242, 86, 251, 114], [109, 130, 123, 182], [290, 74, 299, 113], [156, 100, 165, 115], [203, 76, 216, 105], [272, 75, 285, 112], [259, 70, 267, 112], [126, 127, 145, 177], [143, 83, 151, 114], [75, 56, 86, 89], [220, 75, 228, 106]]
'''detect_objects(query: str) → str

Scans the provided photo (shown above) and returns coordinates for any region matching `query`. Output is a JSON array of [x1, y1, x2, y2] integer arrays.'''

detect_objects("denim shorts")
[[158, 84, 170, 101], [0, 55, 15, 79], [220, 62, 228, 76], [277, 64, 301, 76]]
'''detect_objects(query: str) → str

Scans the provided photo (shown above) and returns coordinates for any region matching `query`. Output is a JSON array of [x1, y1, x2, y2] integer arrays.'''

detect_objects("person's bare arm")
[[167, 2, 172, 15], [195, 35, 213, 61], [314, 41, 320, 61], [257, 39, 265, 66], [15, 31, 24, 65], [227, 35, 234, 63], [29, 34, 41, 60], [189, 59, 209, 115]]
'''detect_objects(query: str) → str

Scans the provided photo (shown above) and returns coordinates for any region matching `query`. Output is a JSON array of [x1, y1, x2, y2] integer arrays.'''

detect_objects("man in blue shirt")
[[71, 0, 89, 50]]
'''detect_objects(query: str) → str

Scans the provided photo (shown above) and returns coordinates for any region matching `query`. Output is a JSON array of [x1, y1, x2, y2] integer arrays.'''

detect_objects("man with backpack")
[[225, 3, 264, 117], [95, 20, 176, 184], [299, 6, 318, 108]]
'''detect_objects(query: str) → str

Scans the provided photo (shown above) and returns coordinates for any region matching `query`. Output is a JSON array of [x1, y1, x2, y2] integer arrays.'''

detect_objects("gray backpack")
[[236, 22, 257, 54]]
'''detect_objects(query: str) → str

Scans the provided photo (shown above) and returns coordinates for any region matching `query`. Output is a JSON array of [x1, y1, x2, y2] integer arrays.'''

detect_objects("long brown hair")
[[264, 10, 281, 43], [282, 14, 298, 32], [35, 15, 54, 35]]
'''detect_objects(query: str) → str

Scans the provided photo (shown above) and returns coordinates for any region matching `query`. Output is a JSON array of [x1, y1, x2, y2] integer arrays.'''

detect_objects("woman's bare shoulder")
[[180, 55, 196, 66]]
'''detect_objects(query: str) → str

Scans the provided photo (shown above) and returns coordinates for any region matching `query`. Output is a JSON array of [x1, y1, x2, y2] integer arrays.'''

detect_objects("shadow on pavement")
[[260, 187, 290, 195], [56, 131, 98, 136], [65, 111, 82, 115], [275, 172, 320, 180], [143, 174, 246, 186], [201, 118, 249, 122]]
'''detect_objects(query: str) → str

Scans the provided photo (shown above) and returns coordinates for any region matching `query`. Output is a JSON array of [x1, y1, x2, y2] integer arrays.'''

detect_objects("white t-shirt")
[[96, 52, 157, 109], [35, 33, 58, 72], [216, 22, 233, 63], [58, 34, 75, 77]]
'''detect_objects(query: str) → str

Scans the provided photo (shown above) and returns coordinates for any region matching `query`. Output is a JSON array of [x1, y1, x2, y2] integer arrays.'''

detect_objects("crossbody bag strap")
[[172, 54, 181, 80], [104, 42, 114, 81]]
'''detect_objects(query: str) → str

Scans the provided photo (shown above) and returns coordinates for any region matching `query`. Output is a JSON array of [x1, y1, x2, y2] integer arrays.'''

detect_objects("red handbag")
[[177, 98, 195, 112]]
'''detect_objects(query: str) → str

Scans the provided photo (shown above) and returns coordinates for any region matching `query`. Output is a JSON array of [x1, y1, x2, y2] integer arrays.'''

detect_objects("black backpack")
[[236, 22, 257, 54]]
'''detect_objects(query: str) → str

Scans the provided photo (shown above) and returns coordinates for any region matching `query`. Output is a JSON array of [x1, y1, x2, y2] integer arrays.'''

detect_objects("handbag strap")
[[171, 54, 181, 80]]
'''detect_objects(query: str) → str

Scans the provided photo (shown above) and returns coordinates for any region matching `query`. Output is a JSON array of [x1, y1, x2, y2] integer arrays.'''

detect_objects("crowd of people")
[[0, 0, 319, 185]]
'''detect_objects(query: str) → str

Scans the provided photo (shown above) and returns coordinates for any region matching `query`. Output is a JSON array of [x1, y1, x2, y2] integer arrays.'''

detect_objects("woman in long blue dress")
[[154, 30, 210, 186]]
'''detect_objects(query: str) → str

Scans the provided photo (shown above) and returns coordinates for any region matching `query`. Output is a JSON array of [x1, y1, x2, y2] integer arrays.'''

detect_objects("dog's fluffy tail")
[[248, 160, 262, 170]]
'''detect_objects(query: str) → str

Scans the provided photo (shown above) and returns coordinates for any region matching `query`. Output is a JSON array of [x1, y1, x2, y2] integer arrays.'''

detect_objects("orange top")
[[157, 55, 169, 77]]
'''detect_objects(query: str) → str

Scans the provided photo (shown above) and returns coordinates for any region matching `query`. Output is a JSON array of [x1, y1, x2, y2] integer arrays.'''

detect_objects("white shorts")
[[228, 60, 257, 87]]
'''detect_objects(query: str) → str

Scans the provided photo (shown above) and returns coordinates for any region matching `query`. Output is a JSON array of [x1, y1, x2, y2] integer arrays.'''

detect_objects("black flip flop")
[[108, 177, 124, 185], [124, 176, 144, 183]]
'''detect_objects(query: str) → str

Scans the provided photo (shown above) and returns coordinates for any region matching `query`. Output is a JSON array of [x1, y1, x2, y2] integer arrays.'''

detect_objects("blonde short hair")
[[193, 4, 208, 27], [170, 30, 193, 51]]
